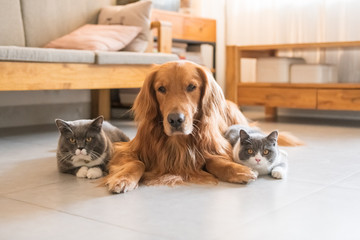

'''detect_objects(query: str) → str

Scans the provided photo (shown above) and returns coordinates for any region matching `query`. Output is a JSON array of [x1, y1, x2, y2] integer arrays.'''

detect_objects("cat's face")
[[55, 116, 106, 167], [236, 130, 278, 172]]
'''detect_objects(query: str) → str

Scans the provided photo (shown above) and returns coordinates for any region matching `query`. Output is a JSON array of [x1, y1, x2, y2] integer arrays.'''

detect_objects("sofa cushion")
[[0, 0, 25, 46], [95, 51, 179, 64], [20, 0, 113, 47], [98, 0, 152, 52], [0, 47, 95, 63], [44, 24, 141, 51]]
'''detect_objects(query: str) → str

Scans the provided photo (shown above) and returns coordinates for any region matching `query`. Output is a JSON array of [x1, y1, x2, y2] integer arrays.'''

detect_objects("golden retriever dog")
[[103, 61, 299, 193]]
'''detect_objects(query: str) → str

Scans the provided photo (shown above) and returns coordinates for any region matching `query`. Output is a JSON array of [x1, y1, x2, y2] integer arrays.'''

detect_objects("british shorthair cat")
[[55, 116, 129, 179], [225, 125, 288, 179]]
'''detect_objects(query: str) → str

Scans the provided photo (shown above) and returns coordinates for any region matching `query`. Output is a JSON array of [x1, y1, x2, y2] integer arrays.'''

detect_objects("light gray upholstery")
[[0, 46, 95, 63], [20, 0, 113, 47], [96, 51, 179, 64], [0, 0, 177, 66], [0, 0, 25, 46]]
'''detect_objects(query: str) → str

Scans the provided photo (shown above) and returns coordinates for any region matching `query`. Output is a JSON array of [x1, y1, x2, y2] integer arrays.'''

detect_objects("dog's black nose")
[[167, 113, 185, 128]]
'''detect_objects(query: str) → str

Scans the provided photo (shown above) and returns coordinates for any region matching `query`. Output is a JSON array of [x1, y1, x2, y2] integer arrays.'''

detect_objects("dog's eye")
[[186, 84, 196, 92], [158, 86, 166, 94]]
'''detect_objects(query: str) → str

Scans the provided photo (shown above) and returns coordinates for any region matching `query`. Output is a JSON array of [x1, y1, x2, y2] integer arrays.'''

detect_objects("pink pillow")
[[44, 24, 141, 51]]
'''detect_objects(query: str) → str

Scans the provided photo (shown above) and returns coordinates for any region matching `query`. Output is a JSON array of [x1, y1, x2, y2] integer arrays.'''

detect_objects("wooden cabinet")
[[226, 42, 360, 118], [318, 89, 360, 111], [151, 9, 216, 43], [238, 86, 317, 109], [151, 9, 216, 73]]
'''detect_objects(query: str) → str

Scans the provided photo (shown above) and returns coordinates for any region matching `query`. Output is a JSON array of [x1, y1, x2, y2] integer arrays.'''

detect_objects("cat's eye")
[[263, 149, 270, 155], [186, 84, 196, 92], [158, 86, 166, 94], [69, 138, 76, 143], [86, 137, 92, 142], [247, 149, 253, 154]]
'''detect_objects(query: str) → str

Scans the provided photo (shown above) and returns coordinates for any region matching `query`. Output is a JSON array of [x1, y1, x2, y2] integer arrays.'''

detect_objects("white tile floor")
[[1, 112, 360, 240]]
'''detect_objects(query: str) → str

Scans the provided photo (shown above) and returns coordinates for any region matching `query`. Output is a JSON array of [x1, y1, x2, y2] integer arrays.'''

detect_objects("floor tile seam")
[[287, 169, 360, 187], [2, 195, 172, 240], [1, 180, 73, 195], [286, 177, 337, 186], [219, 181, 335, 239], [51, 210, 174, 240], [0, 136, 48, 143], [0, 137, 58, 149], [330, 169, 360, 191], [331, 184, 360, 191], [229, 171, 360, 230]]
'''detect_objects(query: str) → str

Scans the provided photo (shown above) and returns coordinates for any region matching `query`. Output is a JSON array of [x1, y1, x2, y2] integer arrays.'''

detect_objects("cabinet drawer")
[[238, 87, 317, 109], [182, 18, 216, 42], [151, 9, 216, 42], [318, 89, 360, 110]]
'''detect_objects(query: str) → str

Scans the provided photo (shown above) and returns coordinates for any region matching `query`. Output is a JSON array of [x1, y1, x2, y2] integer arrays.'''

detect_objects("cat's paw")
[[87, 167, 103, 179], [76, 166, 88, 178], [271, 167, 286, 179]]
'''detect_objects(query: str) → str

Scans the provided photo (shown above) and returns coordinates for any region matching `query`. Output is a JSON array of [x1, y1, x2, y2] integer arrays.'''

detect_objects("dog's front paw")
[[229, 163, 257, 183], [76, 166, 88, 178], [110, 178, 138, 193], [104, 174, 139, 194], [87, 167, 103, 179], [102, 160, 145, 194]]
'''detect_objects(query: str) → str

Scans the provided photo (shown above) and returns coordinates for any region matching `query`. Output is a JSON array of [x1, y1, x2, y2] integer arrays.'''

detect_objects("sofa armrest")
[[150, 21, 172, 53]]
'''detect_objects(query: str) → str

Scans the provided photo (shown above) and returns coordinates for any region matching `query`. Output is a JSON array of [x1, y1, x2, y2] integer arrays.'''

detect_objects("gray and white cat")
[[55, 116, 130, 179], [225, 125, 288, 179]]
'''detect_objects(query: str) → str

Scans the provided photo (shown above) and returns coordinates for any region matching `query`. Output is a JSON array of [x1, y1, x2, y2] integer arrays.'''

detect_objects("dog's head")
[[133, 60, 226, 137]]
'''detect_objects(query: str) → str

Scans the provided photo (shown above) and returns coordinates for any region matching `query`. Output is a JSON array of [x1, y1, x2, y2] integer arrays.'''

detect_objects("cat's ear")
[[55, 119, 73, 135], [240, 129, 250, 142], [267, 130, 279, 142], [90, 116, 104, 132]]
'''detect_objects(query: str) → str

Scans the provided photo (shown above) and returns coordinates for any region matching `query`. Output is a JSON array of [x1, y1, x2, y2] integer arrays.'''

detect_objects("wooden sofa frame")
[[0, 21, 172, 120]]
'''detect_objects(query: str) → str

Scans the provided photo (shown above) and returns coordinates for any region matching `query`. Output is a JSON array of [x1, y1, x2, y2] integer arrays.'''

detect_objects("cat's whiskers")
[[58, 153, 72, 163], [90, 151, 101, 160]]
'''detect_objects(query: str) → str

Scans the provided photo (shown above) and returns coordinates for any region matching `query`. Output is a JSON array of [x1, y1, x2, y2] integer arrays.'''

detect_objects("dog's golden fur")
[[103, 61, 300, 193]]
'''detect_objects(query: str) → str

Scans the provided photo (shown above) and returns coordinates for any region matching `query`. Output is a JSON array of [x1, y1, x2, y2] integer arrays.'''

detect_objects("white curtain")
[[226, 0, 360, 83], [191, 0, 227, 89]]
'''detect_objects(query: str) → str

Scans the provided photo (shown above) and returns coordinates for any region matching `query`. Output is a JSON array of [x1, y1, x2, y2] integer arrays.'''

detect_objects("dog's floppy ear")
[[132, 66, 159, 122], [196, 66, 227, 118]]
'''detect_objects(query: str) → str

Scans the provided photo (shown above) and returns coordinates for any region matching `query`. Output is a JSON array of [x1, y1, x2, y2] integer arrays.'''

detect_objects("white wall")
[[226, 0, 360, 83]]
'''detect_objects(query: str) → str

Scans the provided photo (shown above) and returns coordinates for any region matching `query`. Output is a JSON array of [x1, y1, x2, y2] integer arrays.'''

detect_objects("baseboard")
[[0, 102, 91, 128]]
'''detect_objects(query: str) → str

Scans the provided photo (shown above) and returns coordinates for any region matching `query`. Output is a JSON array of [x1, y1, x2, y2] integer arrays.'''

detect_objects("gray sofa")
[[0, 0, 178, 119]]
